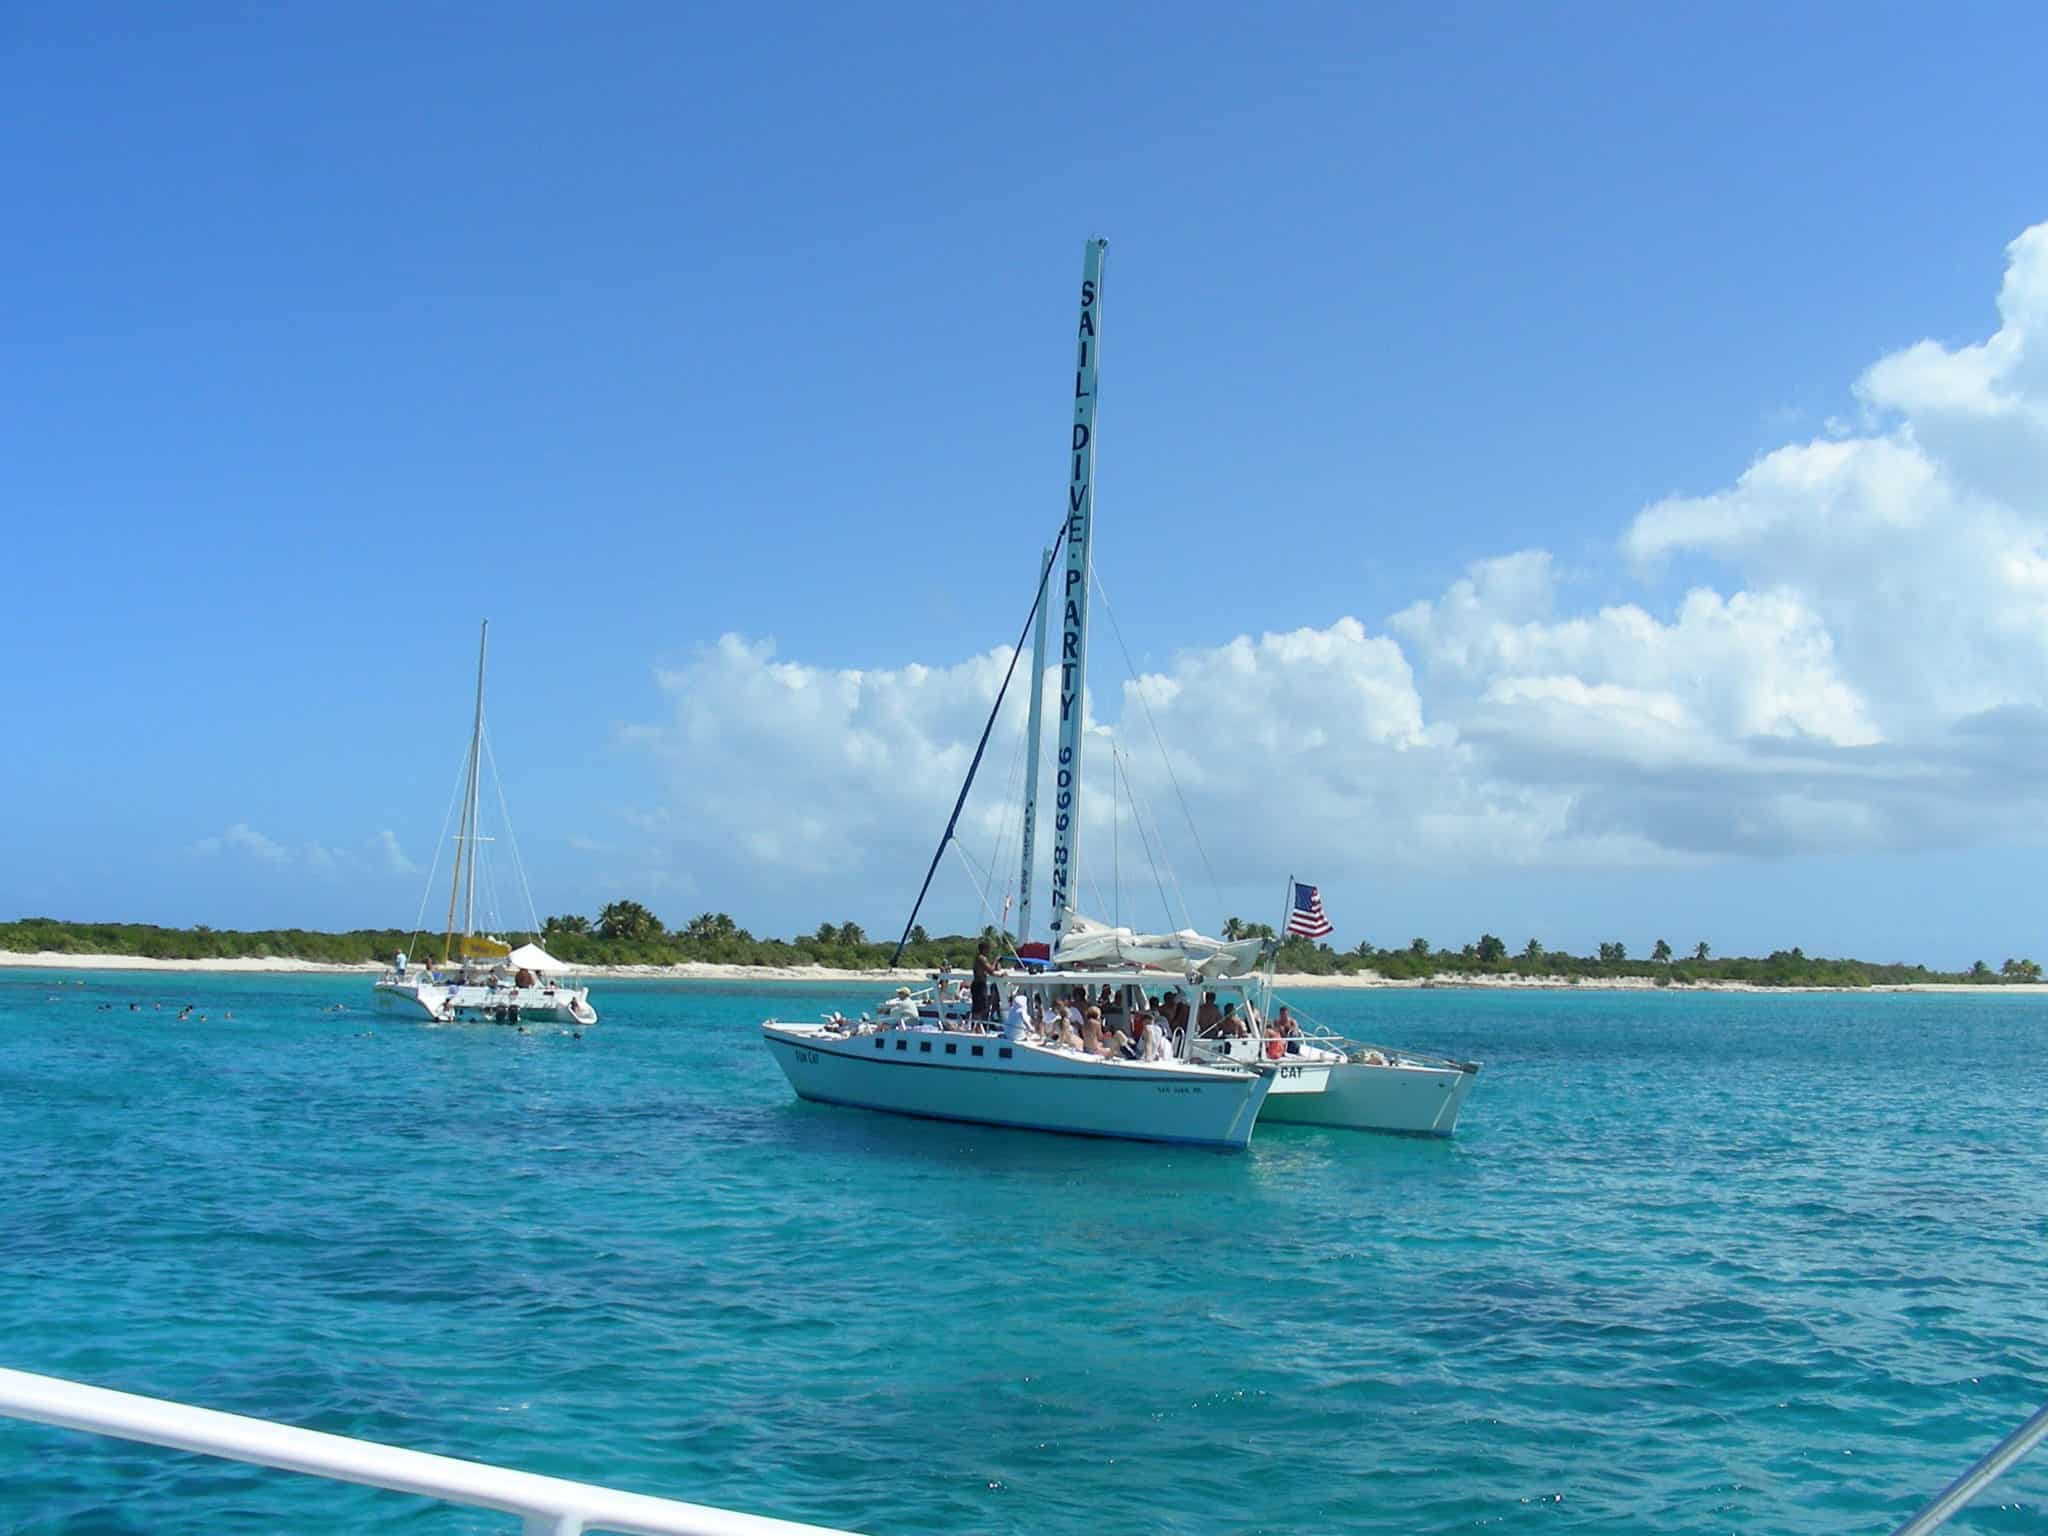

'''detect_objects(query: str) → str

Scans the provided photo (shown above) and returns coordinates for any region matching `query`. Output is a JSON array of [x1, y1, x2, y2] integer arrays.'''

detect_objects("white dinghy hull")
[[1257, 1056, 1475, 1136], [762, 1022, 1273, 1149], [1195, 1036, 1478, 1136]]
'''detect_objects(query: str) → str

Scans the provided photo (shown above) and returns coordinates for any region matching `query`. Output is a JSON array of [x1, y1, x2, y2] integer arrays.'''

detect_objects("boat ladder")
[[0, 1365, 863, 1536]]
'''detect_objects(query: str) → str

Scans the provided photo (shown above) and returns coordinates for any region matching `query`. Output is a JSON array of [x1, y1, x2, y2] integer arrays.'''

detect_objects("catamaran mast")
[[1047, 237, 1105, 945], [1016, 545, 1053, 946], [441, 621, 489, 961]]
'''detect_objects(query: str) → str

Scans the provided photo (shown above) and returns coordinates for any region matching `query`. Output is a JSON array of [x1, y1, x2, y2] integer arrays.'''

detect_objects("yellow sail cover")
[[458, 935, 512, 960]]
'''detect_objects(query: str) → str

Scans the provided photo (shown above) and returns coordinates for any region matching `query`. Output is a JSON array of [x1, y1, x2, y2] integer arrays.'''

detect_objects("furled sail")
[[1051, 913, 1271, 978]]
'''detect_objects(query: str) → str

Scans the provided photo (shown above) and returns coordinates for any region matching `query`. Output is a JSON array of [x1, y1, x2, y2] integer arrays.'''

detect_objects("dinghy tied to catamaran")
[[762, 238, 1476, 1145], [373, 622, 597, 1028]]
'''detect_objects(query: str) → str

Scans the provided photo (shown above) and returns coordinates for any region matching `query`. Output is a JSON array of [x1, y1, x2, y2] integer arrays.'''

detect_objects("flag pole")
[[1263, 873, 1292, 1022]]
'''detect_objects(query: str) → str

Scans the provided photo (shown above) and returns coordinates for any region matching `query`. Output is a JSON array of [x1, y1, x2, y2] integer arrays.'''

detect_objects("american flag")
[[1286, 881, 1333, 939]]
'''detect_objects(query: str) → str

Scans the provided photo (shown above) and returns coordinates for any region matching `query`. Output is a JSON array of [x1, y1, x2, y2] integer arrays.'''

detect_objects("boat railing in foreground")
[[0, 1365, 863, 1536], [1890, 1397, 2048, 1535]]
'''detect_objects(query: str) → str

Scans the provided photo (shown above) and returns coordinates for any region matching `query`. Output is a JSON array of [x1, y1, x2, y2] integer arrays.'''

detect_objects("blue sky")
[[9, 4, 2048, 965]]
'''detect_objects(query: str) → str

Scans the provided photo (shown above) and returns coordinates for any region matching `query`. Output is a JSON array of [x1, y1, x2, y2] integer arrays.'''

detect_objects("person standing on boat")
[[971, 941, 995, 1022]]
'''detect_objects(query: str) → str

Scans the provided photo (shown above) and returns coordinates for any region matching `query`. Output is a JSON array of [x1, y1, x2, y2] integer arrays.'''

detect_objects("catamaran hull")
[[1257, 1060, 1476, 1136], [762, 1024, 1272, 1148], [373, 981, 597, 1026]]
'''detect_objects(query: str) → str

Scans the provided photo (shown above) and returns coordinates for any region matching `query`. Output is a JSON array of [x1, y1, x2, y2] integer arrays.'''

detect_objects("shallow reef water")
[[2, 971, 2044, 1533]]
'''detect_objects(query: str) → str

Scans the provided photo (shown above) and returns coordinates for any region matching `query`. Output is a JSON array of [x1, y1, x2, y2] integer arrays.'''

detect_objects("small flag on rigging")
[[1285, 882, 1333, 939]]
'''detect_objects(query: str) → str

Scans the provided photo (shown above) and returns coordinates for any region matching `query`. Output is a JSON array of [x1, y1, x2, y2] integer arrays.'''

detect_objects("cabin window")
[[896, 1039, 907, 1051], [920, 1041, 932, 1053], [874, 1038, 885, 1049], [971, 1045, 984, 1057], [944, 1042, 957, 1055], [998, 1047, 1013, 1059]]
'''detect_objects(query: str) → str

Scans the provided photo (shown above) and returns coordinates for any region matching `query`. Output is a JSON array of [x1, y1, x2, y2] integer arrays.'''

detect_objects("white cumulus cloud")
[[619, 220, 2048, 922]]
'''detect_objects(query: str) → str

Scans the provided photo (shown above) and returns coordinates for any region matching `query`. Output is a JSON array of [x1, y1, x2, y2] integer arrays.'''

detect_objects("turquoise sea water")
[[1, 971, 2044, 1534]]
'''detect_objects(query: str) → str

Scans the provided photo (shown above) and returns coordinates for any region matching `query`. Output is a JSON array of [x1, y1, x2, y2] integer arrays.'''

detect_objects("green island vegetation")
[[2, 906, 2042, 987]]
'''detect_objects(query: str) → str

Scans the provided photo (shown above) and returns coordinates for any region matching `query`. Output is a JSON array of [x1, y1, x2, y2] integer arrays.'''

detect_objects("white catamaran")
[[373, 622, 597, 1028], [764, 241, 1274, 1148], [763, 238, 1476, 1141]]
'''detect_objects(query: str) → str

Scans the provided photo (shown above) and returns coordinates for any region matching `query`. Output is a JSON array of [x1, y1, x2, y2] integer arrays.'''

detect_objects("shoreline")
[[3, 949, 2044, 994]]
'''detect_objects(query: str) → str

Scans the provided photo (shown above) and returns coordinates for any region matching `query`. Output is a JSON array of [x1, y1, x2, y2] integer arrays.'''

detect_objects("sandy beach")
[[4, 948, 2044, 994]]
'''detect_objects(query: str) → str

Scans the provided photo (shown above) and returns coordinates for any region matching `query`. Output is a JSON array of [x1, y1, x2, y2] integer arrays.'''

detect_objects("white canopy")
[[1050, 913, 1270, 979], [505, 942, 571, 973]]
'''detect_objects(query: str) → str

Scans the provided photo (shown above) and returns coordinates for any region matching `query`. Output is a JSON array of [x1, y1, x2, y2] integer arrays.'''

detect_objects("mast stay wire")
[[1091, 566, 1223, 920], [949, 839, 1022, 941], [1123, 750, 1193, 933], [407, 745, 473, 960], [1116, 744, 1183, 935], [482, 728, 544, 939], [976, 685, 1032, 933], [1114, 741, 1130, 933], [889, 520, 1071, 966]]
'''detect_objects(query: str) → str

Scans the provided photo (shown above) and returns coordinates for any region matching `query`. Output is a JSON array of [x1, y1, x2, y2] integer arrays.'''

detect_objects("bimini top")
[[503, 942, 571, 973], [1051, 913, 1271, 978]]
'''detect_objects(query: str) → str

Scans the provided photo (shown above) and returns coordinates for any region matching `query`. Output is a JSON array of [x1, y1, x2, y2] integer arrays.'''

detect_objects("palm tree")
[[597, 900, 661, 942], [1522, 937, 1543, 964], [1694, 941, 1710, 962], [1222, 916, 1246, 940], [1652, 938, 1672, 964]]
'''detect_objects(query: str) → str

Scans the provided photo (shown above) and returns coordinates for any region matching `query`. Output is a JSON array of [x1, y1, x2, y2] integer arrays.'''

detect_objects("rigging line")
[[1117, 744, 1180, 933], [1109, 727, 1191, 933], [1091, 565, 1223, 914], [481, 728, 542, 937], [1111, 742, 1120, 928], [979, 691, 1030, 927], [409, 741, 473, 959], [948, 840, 1012, 938], [889, 520, 1071, 966]]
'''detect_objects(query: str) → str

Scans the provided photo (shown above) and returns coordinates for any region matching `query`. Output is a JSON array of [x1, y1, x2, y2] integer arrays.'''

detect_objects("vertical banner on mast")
[[1048, 238, 1105, 942]]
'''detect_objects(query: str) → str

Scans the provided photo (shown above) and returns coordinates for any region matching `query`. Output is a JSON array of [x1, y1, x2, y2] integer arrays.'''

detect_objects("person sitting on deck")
[[1272, 1004, 1301, 1054], [1002, 990, 1032, 1041], [1132, 1011, 1175, 1063], [1216, 1001, 1249, 1039], [1195, 992, 1224, 1036]]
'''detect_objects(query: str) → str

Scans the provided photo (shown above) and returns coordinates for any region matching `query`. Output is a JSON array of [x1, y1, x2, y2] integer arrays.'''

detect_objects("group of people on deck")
[[886, 940, 1297, 1063], [999, 984, 1178, 1062], [840, 942, 1315, 1064]]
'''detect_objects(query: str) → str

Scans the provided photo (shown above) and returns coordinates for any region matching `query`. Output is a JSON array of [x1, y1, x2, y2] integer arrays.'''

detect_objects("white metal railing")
[[0, 1366, 863, 1536], [1890, 1398, 2048, 1535]]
